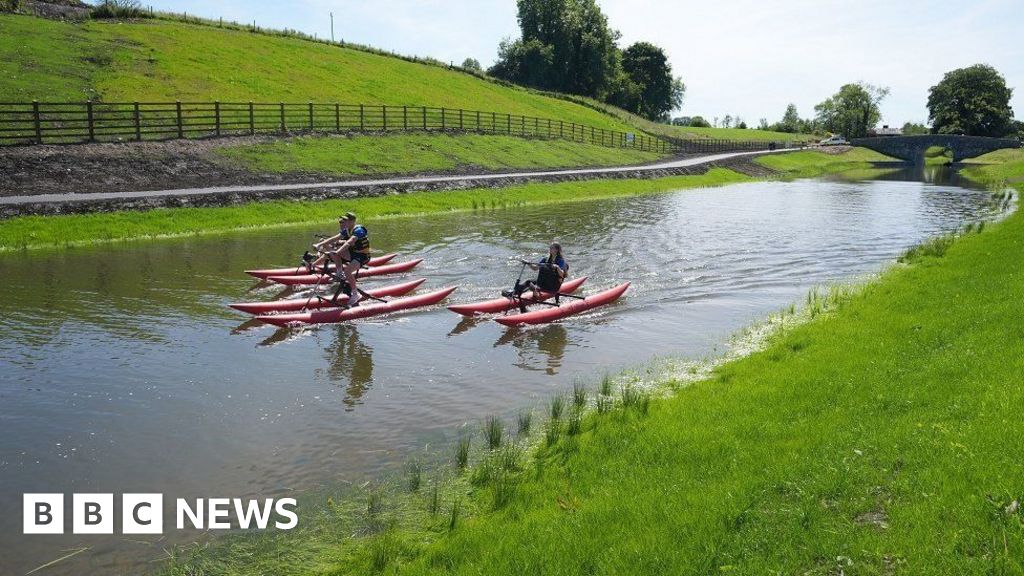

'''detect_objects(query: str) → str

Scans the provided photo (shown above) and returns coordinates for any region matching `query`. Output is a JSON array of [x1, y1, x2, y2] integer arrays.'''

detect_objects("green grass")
[[961, 149, 1024, 185], [924, 145, 953, 166], [0, 15, 105, 101], [662, 125, 815, 142], [0, 13, 630, 131], [754, 147, 896, 177], [217, 132, 665, 176], [0, 168, 751, 250]]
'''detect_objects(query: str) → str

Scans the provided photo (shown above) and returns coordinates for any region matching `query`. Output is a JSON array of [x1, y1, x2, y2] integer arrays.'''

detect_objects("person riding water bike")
[[507, 242, 568, 305], [307, 212, 355, 271], [311, 212, 371, 307]]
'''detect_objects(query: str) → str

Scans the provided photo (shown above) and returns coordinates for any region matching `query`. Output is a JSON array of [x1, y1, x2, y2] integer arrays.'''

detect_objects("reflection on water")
[[0, 167, 1009, 575], [827, 163, 983, 188], [496, 324, 570, 375], [323, 326, 375, 410]]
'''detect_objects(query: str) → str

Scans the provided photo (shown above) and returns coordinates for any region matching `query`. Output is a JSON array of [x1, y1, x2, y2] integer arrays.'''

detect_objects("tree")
[[814, 82, 889, 138], [689, 116, 711, 128], [461, 58, 482, 72], [778, 103, 801, 133], [610, 42, 683, 121], [722, 114, 733, 128], [901, 122, 929, 136], [491, 0, 621, 99], [1015, 120, 1024, 138], [490, 38, 554, 88], [758, 118, 770, 130], [927, 64, 1015, 137], [737, 120, 747, 129]]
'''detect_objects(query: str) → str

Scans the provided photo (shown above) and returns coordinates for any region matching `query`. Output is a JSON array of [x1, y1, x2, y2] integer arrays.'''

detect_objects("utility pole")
[[330, 12, 334, 42]]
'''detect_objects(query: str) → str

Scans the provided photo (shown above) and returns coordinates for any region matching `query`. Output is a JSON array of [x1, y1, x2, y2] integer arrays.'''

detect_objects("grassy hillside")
[[217, 133, 665, 176], [0, 13, 630, 131]]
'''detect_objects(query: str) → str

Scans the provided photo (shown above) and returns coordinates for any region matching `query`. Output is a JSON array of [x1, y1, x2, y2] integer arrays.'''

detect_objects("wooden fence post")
[[133, 102, 141, 141], [441, 107, 446, 130], [87, 100, 96, 142], [279, 102, 285, 132], [492, 111, 496, 133], [335, 103, 341, 132], [403, 105, 408, 130], [32, 101, 42, 144], [559, 120, 563, 139], [422, 106, 427, 129], [506, 113, 511, 134], [248, 102, 255, 134], [359, 104, 364, 131], [382, 105, 387, 130], [476, 110, 481, 132], [215, 101, 221, 136], [309, 102, 314, 131], [175, 101, 183, 139], [459, 109, 463, 130]]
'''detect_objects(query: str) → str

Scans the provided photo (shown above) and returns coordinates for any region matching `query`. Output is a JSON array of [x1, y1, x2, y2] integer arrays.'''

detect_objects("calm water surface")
[[0, 168, 1004, 574]]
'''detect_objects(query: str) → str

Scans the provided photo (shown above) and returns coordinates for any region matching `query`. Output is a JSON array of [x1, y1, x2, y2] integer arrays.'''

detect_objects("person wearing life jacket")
[[307, 212, 356, 272], [514, 242, 568, 301], [329, 218, 372, 307]]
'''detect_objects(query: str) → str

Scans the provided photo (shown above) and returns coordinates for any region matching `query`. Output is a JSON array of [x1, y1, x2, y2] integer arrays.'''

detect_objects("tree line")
[[487, 0, 684, 122], [677, 65, 1019, 140]]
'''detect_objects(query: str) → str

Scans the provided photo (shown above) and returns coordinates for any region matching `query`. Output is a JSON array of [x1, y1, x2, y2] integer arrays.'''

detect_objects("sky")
[[146, 0, 1024, 127]]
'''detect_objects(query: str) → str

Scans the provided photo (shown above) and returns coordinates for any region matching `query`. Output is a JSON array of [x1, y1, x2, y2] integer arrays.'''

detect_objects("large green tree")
[[814, 83, 889, 138], [927, 64, 1015, 137], [491, 0, 621, 99], [777, 103, 801, 133], [610, 42, 684, 121]]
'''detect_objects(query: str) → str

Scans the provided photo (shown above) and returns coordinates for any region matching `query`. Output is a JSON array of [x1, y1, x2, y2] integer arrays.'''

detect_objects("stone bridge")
[[850, 134, 1020, 162]]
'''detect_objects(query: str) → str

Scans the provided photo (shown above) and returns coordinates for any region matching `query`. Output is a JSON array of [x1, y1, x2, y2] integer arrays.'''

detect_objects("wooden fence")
[[0, 100, 793, 155]]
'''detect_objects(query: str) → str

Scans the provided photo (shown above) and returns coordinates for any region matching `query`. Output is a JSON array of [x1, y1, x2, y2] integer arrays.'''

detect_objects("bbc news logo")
[[23, 494, 298, 534]]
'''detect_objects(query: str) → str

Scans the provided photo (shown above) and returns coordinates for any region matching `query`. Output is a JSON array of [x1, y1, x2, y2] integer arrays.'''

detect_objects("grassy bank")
[[754, 147, 895, 177], [217, 133, 665, 176], [0, 148, 885, 250], [962, 149, 1024, 185], [165, 152, 1023, 575], [0, 169, 749, 250], [0, 13, 629, 131]]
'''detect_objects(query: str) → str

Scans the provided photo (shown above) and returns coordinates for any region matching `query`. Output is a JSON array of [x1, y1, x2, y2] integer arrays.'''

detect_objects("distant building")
[[868, 125, 903, 137]]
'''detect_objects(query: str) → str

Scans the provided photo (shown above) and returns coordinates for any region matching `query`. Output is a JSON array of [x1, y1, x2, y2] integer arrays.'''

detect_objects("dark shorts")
[[351, 253, 371, 267]]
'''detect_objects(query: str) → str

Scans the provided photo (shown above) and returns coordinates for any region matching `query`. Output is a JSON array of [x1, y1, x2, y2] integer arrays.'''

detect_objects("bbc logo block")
[[23, 494, 64, 534], [23, 493, 297, 534], [24, 493, 161, 535]]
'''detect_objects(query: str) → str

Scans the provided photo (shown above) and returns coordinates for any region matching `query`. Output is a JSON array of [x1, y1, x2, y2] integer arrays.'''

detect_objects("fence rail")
[[0, 100, 793, 155]]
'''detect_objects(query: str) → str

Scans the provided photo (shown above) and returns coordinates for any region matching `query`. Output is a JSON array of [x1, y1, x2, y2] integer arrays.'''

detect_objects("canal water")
[[0, 167, 1005, 574]]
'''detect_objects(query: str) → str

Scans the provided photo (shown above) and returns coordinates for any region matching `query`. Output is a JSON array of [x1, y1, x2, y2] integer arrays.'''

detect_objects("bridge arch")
[[850, 134, 1020, 163]]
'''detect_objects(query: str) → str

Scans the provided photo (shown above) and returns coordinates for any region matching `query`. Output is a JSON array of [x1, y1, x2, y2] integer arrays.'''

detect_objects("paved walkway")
[[0, 148, 795, 206]]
